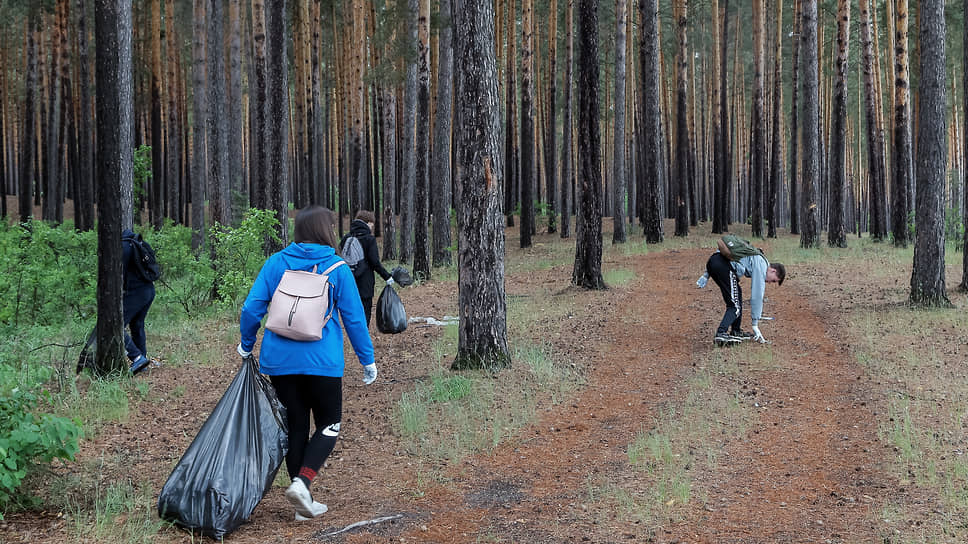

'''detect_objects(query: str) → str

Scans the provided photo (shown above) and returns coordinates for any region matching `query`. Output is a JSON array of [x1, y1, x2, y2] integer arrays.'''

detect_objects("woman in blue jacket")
[[237, 206, 377, 521]]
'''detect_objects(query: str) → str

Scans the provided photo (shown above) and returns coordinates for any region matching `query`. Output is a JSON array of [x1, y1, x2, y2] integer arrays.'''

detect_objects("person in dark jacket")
[[340, 210, 393, 326], [122, 229, 156, 374]]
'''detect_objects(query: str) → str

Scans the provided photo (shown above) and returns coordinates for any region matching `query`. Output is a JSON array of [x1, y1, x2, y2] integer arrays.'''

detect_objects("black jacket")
[[341, 220, 391, 298], [122, 228, 154, 292]]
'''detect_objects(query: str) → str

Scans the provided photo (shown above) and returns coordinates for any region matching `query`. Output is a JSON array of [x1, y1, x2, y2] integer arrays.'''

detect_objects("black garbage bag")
[[76, 330, 96, 374], [157, 357, 288, 539], [391, 266, 413, 287], [376, 284, 408, 334]]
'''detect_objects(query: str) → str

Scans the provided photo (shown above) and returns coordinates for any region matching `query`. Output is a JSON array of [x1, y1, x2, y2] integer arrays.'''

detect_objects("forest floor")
[[2, 218, 966, 543]]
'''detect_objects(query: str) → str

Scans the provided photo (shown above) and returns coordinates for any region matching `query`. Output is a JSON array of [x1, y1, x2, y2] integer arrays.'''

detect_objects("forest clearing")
[[1, 218, 966, 543]]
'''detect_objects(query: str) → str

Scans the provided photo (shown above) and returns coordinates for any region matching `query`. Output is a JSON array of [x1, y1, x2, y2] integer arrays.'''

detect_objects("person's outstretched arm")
[[365, 237, 392, 281]]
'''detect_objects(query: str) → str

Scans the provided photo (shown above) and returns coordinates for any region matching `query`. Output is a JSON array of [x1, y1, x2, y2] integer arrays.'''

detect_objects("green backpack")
[[717, 234, 764, 261]]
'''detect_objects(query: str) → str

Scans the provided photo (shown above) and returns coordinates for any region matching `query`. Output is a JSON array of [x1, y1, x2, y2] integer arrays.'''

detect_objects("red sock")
[[298, 467, 318, 487]]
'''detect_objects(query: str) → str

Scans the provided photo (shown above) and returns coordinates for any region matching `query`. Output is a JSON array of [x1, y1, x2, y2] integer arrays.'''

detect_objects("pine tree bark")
[[250, 0, 267, 212], [44, 2, 66, 224], [788, 0, 800, 235], [413, 0, 432, 278], [207, 0, 230, 230], [94, 0, 133, 375], [573, 0, 605, 289], [519, 0, 535, 248], [827, 0, 850, 248], [768, 0, 783, 237], [431, 0, 454, 267], [860, 0, 888, 241], [349, 0, 366, 216], [545, 0, 559, 234], [799, 0, 821, 248], [165, 0, 182, 224], [891, 0, 913, 247], [265, 0, 290, 250], [710, 0, 724, 233], [961, 0, 968, 291], [191, 0, 208, 250], [503, 0, 518, 228], [19, 14, 39, 222], [909, 0, 950, 306], [400, 0, 418, 261], [560, 0, 573, 238], [639, 0, 663, 243], [452, 0, 510, 370], [228, 0, 244, 216], [382, 87, 398, 260], [750, 0, 766, 238], [673, 0, 690, 237], [74, 0, 95, 230], [612, 0, 628, 243], [150, 0, 164, 228]]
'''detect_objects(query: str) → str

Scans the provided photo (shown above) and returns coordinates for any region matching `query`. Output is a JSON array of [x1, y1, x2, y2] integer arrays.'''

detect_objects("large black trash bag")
[[157, 357, 288, 539], [376, 284, 408, 334], [391, 266, 413, 287]]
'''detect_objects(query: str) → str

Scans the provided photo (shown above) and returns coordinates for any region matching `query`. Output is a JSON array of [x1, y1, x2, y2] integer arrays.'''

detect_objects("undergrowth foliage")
[[0, 210, 279, 519]]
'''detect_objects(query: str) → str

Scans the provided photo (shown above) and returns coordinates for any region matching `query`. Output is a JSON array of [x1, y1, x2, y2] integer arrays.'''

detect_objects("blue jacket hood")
[[278, 242, 340, 270]]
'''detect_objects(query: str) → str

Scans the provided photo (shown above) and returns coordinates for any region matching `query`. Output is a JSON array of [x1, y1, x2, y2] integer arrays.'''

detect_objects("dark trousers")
[[362, 297, 373, 326], [706, 253, 743, 335], [123, 285, 155, 361], [270, 374, 342, 484]]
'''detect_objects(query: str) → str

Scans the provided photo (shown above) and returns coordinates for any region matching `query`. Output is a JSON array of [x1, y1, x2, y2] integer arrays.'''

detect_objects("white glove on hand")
[[751, 325, 767, 343], [696, 273, 709, 289], [362, 363, 378, 385], [386, 277, 396, 286], [237, 343, 252, 358]]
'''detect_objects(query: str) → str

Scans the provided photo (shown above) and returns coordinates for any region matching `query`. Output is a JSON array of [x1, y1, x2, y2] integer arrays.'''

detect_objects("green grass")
[[603, 267, 636, 286]]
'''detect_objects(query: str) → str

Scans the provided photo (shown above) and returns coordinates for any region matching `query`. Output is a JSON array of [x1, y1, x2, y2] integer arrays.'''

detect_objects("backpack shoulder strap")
[[322, 260, 346, 275]]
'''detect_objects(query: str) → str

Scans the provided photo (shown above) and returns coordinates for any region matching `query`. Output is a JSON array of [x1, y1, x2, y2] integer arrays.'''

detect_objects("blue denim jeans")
[[123, 285, 155, 361]]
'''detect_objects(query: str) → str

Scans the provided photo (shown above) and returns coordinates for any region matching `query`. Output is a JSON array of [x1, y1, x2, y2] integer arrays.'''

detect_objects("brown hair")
[[354, 210, 375, 224], [294, 206, 338, 248], [771, 262, 786, 286]]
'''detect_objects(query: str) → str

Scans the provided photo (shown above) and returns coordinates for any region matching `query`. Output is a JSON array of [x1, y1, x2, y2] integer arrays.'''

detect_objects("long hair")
[[293, 206, 338, 248]]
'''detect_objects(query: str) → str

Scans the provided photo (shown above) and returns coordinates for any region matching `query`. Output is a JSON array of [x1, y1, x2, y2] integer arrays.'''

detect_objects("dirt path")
[[329, 248, 886, 543], [0, 246, 889, 544]]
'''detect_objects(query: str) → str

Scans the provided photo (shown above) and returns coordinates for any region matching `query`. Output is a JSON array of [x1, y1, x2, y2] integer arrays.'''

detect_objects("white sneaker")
[[294, 501, 328, 521], [285, 479, 315, 518]]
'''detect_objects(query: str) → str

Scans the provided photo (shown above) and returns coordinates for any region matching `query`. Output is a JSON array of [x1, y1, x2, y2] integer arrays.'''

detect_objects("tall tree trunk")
[[207, 0, 230, 231], [788, 0, 800, 234], [673, 0, 689, 237], [165, 0, 182, 224], [827, 0, 850, 248], [767, 0, 782, 237], [191, 0, 208, 250], [909, 0, 949, 306], [961, 0, 968, 291], [710, 0, 724, 233], [545, 0, 559, 234], [432, 0, 454, 266], [612, 0, 627, 243], [573, 0, 604, 289], [413, 0, 432, 277], [400, 0, 418, 261], [265, 0, 290, 250], [799, 0, 821, 248], [75, 0, 95, 230], [250, 0, 267, 212], [749, 0, 765, 237], [891, 0, 913, 247], [720, 0, 730, 227], [150, 0, 164, 228], [503, 0, 518, 228], [382, 87, 398, 260], [94, 0, 133, 375], [560, 0, 573, 238], [19, 15, 38, 222], [349, 0, 366, 216], [860, 0, 888, 241], [520, 0, 535, 248], [639, 0, 663, 243], [452, 0, 510, 370], [44, 3, 65, 224], [228, 0, 244, 218]]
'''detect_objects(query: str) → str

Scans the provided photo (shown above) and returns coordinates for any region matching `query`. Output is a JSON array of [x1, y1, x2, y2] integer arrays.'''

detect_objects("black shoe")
[[714, 333, 742, 347], [730, 329, 755, 340]]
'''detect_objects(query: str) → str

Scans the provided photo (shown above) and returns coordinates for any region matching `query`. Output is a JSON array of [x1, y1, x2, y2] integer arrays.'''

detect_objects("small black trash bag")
[[391, 266, 413, 287], [376, 284, 408, 334], [157, 357, 288, 539]]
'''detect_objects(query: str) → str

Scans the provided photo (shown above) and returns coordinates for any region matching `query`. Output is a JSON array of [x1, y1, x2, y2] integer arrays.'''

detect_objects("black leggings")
[[270, 374, 342, 484], [706, 252, 743, 335]]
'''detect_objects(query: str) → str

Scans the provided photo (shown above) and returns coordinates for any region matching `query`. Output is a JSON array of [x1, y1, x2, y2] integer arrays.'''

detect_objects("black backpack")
[[125, 233, 162, 282]]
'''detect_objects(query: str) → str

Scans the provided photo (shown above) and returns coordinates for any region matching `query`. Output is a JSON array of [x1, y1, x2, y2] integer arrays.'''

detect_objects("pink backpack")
[[265, 261, 346, 341]]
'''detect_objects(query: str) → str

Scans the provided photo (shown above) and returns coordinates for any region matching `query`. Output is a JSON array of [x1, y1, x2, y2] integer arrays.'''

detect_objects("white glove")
[[696, 273, 709, 288], [362, 363, 378, 385], [751, 325, 767, 343], [237, 343, 252, 358], [386, 277, 395, 286]]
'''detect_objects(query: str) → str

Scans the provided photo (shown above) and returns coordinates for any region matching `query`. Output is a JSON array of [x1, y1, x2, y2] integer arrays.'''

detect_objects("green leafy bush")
[[211, 209, 281, 311], [0, 221, 98, 326], [0, 387, 81, 518], [146, 221, 216, 317]]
